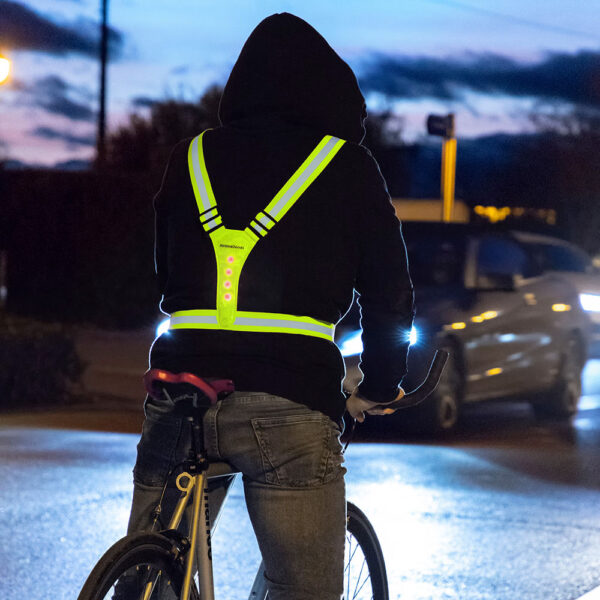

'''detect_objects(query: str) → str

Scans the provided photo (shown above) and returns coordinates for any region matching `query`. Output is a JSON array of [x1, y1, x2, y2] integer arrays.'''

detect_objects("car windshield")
[[535, 243, 591, 273], [403, 226, 465, 286]]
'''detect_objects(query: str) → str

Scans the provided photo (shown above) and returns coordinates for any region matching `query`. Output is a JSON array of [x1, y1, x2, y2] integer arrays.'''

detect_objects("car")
[[336, 222, 589, 434], [512, 231, 600, 358]]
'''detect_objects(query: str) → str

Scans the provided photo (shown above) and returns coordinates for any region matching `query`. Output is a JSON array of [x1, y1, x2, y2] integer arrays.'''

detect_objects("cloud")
[[31, 126, 95, 147], [26, 75, 95, 121], [359, 49, 600, 109], [0, 0, 123, 58]]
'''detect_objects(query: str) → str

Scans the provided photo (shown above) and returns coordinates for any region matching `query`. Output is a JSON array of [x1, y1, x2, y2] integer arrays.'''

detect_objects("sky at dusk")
[[1, 0, 599, 166]]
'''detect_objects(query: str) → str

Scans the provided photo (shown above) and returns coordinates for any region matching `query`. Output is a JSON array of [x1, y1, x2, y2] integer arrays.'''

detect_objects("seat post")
[[188, 404, 210, 472]]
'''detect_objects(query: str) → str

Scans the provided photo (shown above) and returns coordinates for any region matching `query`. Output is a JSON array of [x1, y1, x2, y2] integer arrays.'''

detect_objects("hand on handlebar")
[[346, 388, 405, 423]]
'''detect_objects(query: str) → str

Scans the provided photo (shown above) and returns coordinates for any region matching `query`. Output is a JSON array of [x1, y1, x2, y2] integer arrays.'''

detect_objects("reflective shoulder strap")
[[188, 130, 223, 232], [248, 135, 345, 239]]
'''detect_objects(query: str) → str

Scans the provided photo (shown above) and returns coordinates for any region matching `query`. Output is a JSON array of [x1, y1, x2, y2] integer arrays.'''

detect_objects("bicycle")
[[77, 351, 448, 600]]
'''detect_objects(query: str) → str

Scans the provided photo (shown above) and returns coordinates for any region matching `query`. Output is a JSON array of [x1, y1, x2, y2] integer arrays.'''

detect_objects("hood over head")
[[219, 13, 366, 144]]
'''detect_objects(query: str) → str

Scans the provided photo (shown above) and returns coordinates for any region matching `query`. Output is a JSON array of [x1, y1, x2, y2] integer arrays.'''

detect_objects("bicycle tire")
[[345, 501, 389, 600], [78, 531, 199, 600]]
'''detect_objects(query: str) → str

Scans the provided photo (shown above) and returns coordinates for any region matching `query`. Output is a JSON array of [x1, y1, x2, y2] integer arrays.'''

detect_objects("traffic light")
[[427, 113, 455, 138]]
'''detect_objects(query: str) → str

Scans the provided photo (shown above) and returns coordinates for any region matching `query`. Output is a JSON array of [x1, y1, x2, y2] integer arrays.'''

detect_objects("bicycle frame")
[[146, 460, 267, 600]]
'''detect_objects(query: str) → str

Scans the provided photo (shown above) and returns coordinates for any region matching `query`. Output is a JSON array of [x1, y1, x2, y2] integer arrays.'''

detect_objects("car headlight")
[[580, 293, 600, 312], [338, 326, 418, 358], [156, 318, 171, 337]]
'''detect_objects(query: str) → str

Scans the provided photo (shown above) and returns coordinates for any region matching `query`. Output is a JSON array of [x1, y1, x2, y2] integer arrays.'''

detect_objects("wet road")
[[0, 361, 599, 600]]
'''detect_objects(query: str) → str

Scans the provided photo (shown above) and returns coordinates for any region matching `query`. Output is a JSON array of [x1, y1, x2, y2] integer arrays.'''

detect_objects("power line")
[[423, 0, 600, 41]]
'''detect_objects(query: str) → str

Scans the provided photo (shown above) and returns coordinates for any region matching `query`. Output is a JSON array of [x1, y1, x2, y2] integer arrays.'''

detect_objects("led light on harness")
[[225, 268, 232, 276], [227, 256, 234, 263], [224, 281, 232, 289], [224, 293, 232, 301]]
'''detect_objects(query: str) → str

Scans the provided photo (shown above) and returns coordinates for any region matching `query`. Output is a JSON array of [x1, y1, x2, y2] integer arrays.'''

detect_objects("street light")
[[0, 56, 10, 85]]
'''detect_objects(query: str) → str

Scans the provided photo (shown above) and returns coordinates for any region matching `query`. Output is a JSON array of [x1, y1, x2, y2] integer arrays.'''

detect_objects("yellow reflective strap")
[[236, 310, 333, 327], [202, 215, 222, 232], [188, 130, 218, 217], [244, 227, 260, 241], [262, 136, 345, 223], [168, 309, 335, 341], [169, 309, 218, 329], [171, 309, 217, 317], [231, 323, 333, 341], [263, 136, 331, 219], [256, 212, 276, 230], [197, 131, 217, 208]]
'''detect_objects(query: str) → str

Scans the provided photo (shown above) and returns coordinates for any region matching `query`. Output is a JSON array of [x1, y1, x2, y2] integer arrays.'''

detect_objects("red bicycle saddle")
[[143, 369, 235, 405]]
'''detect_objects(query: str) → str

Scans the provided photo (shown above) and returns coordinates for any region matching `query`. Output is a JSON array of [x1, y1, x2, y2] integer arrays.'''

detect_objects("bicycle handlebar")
[[371, 349, 449, 413]]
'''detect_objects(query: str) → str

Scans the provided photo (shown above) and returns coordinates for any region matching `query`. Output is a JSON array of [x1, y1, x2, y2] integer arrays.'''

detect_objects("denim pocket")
[[251, 413, 341, 487]]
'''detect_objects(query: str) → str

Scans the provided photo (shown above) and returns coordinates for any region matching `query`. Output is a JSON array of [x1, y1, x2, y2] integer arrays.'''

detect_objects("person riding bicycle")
[[126, 12, 414, 600]]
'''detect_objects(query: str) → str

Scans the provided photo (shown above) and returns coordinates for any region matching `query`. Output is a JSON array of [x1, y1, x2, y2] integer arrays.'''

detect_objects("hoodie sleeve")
[[353, 146, 415, 403]]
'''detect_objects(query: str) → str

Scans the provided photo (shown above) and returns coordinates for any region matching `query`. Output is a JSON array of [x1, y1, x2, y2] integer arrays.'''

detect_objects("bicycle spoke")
[[345, 533, 360, 570], [100, 564, 166, 600], [344, 532, 373, 600], [351, 561, 370, 599]]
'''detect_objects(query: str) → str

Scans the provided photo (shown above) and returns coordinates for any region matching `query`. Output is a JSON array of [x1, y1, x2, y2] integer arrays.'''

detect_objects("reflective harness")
[[168, 130, 346, 341]]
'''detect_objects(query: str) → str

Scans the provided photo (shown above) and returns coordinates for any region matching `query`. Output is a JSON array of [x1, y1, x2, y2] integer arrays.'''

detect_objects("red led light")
[[224, 280, 232, 289], [224, 293, 232, 301], [225, 268, 232, 276], [227, 256, 234, 263]]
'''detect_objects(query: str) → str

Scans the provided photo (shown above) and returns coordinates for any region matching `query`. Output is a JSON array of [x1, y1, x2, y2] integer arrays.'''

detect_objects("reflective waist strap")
[[168, 310, 335, 341]]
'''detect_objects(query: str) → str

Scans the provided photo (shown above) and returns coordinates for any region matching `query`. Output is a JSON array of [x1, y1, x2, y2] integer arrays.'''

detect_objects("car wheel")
[[416, 343, 463, 434], [532, 334, 583, 420]]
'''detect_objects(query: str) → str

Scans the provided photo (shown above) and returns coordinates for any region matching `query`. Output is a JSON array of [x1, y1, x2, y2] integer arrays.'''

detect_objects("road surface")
[[1, 360, 599, 599]]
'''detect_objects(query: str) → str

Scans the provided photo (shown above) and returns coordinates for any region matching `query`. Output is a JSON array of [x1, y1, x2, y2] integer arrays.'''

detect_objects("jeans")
[[127, 390, 347, 600]]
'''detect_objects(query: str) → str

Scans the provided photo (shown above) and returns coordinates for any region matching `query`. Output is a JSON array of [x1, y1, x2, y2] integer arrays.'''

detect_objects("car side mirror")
[[475, 272, 516, 291]]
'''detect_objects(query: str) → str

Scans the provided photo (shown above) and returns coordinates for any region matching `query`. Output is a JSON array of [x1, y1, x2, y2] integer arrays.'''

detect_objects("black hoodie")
[[149, 13, 414, 423]]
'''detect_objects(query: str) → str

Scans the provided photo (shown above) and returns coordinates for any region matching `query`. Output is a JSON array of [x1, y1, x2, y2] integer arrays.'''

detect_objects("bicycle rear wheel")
[[78, 532, 199, 600], [345, 501, 389, 600]]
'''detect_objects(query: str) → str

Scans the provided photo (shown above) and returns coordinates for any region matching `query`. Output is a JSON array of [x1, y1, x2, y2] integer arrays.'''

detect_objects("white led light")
[[156, 318, 171, 337], [409, 326, 418, 346], [580, 293, 600, 312], [338, 326, 418, 357], [339, 330, 363, 357]]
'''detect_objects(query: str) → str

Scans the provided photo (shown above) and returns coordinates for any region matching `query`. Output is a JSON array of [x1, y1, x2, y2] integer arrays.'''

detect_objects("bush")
[[0, 313, 86, 410]]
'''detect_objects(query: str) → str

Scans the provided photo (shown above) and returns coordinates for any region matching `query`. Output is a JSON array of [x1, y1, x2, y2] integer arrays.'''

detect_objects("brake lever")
[[375, 349, 449, 413]]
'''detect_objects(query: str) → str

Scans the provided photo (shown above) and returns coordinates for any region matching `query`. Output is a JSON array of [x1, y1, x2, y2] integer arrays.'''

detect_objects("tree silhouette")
[[103, 84, 223, 178], [103, 85, 409, 195], [521, 106, 600, 253]]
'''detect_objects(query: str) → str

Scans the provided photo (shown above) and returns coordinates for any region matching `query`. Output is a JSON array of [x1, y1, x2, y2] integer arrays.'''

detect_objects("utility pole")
[[427, 113, 457, 222], [97, 0, 109, 168]]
